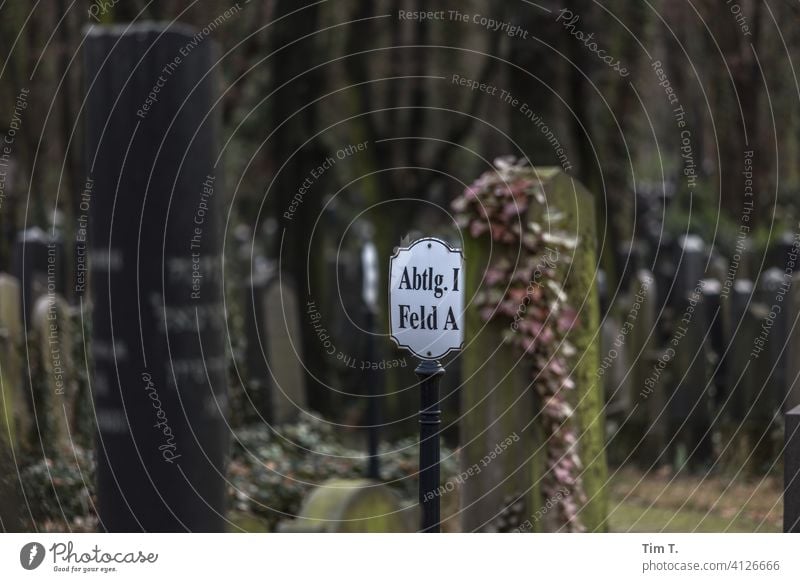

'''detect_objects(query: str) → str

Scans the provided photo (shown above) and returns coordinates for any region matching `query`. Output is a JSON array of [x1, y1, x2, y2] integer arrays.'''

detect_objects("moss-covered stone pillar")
[[533, 169, 606, 531], [460, 233, 543, 532], [459, 167, 606, 532]]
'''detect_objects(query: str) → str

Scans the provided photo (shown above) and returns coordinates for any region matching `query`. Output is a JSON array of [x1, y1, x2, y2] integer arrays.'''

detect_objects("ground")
[[606, 466, 782, 533]]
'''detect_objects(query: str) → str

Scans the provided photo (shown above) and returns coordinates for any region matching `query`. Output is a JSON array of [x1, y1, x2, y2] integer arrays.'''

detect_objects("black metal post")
[[365, 307, 380, 480], [417, 359, 444, 533]]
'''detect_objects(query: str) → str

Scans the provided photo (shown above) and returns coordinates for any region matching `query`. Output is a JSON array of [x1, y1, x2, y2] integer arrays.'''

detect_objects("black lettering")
[[399, 304, 411, 328], [444, 306, 459, 330], [399, 267, 411, 289]]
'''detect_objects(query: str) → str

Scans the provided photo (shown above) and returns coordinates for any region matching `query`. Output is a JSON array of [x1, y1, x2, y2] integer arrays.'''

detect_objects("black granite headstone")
[[243, 255, 274, 423], [701, 278, 725, 409], [773, 231, 799, 273], [726, 279, 755, 421], [785, 405, 800, 532], [669, 287, 712, 468], [85, 24, 227, 531], [755, 268, 788, 418], [787, 272, 800, 413], [11, 226, 66, 328]]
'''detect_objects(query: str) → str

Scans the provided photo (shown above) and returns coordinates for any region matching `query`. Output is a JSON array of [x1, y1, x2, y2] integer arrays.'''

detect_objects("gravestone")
[[536, 169, 606, 530], [669, 287, 712, 469], [654, 235, 677, 312], [11, 227, 66, 328], [725, 279, 756, 422], [707, 250, 728, 288], [701, 279, 725, 411], [278, 479, 415, 532], [0, 378, 21, 531], [264, 275, 307, 424], [738, 238, 757, 280], [746, 268, 788, 469], [756, 268, 788, 416], [0, 273, 25, 531], [85, 23, 228, 531], [242, 255, 274, 423], [460, 168, 606, 532], [787, 272, 800, 412], [785, 405, 800, 532], [0, 274, 28, 448], [597, 269, 609, 315], [600, 313, 632, 466], [719, 279, 758, 469], [31, 293, 74, 453], [0, 399, 19, 532], [600, 313, 628, 416], [628, 269, 664, 465], [675, 235, 706, 302], [773, 232, 799, 272]]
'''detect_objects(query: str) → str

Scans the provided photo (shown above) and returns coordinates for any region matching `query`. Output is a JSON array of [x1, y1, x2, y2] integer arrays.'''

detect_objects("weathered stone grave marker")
[[458, 167, 606, 532], [264, 275, 307, 425], [675, 234, 706, 302], [279, 479, 414, 532], [85, 23, 228, 531], [243, 255, 273, 423], [0, 274, 27, 446], [0, 272, 25, 531], [31, 293, 74, 454]]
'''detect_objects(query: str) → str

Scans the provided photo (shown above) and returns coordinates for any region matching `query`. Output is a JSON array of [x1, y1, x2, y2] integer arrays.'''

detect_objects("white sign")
[[389, 237, 464, 360]]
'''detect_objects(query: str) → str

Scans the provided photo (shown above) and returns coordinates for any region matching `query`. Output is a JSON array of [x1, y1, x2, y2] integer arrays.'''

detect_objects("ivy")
[[452, 157, 587, 532]]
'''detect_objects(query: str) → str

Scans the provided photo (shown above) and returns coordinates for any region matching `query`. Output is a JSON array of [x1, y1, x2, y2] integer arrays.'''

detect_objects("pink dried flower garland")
[[452, 158, 587, 532]]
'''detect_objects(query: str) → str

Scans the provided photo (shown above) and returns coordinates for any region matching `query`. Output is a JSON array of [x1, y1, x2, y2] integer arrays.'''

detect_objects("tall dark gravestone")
[[726, 279, 755, 422], [785, 405, 800, 532], [85, 24, 227, 531], [669, 287, 712, 468], [243, 255, 273, 422], [11, 226, 66, 327]]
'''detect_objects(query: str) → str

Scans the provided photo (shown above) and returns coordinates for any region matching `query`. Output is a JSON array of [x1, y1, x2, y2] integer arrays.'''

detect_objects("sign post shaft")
[[417, 359, 444, 533], [365, 307, 380, 480]]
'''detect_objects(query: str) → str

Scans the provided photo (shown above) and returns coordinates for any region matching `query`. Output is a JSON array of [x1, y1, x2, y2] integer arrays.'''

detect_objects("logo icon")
[[20, 542, 45, 570]]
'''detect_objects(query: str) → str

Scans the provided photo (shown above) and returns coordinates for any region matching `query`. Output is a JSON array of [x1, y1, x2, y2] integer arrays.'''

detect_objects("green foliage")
[[19, 417, 458, 532], [19, 446, 96, 532], [229, 417, 457, 531], [665, 185, 795, 259]]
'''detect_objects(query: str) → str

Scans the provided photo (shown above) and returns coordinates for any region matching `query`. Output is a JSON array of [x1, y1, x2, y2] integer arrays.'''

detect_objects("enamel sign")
[[389, 238, 464, 360]]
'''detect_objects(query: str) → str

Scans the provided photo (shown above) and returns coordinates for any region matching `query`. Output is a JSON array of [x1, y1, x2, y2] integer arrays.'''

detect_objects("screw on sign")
[[389, 237, 464, 532]]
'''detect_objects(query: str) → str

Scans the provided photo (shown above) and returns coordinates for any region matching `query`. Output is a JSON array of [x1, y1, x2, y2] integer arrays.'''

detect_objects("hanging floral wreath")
[[452, 157, 587, 532]]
